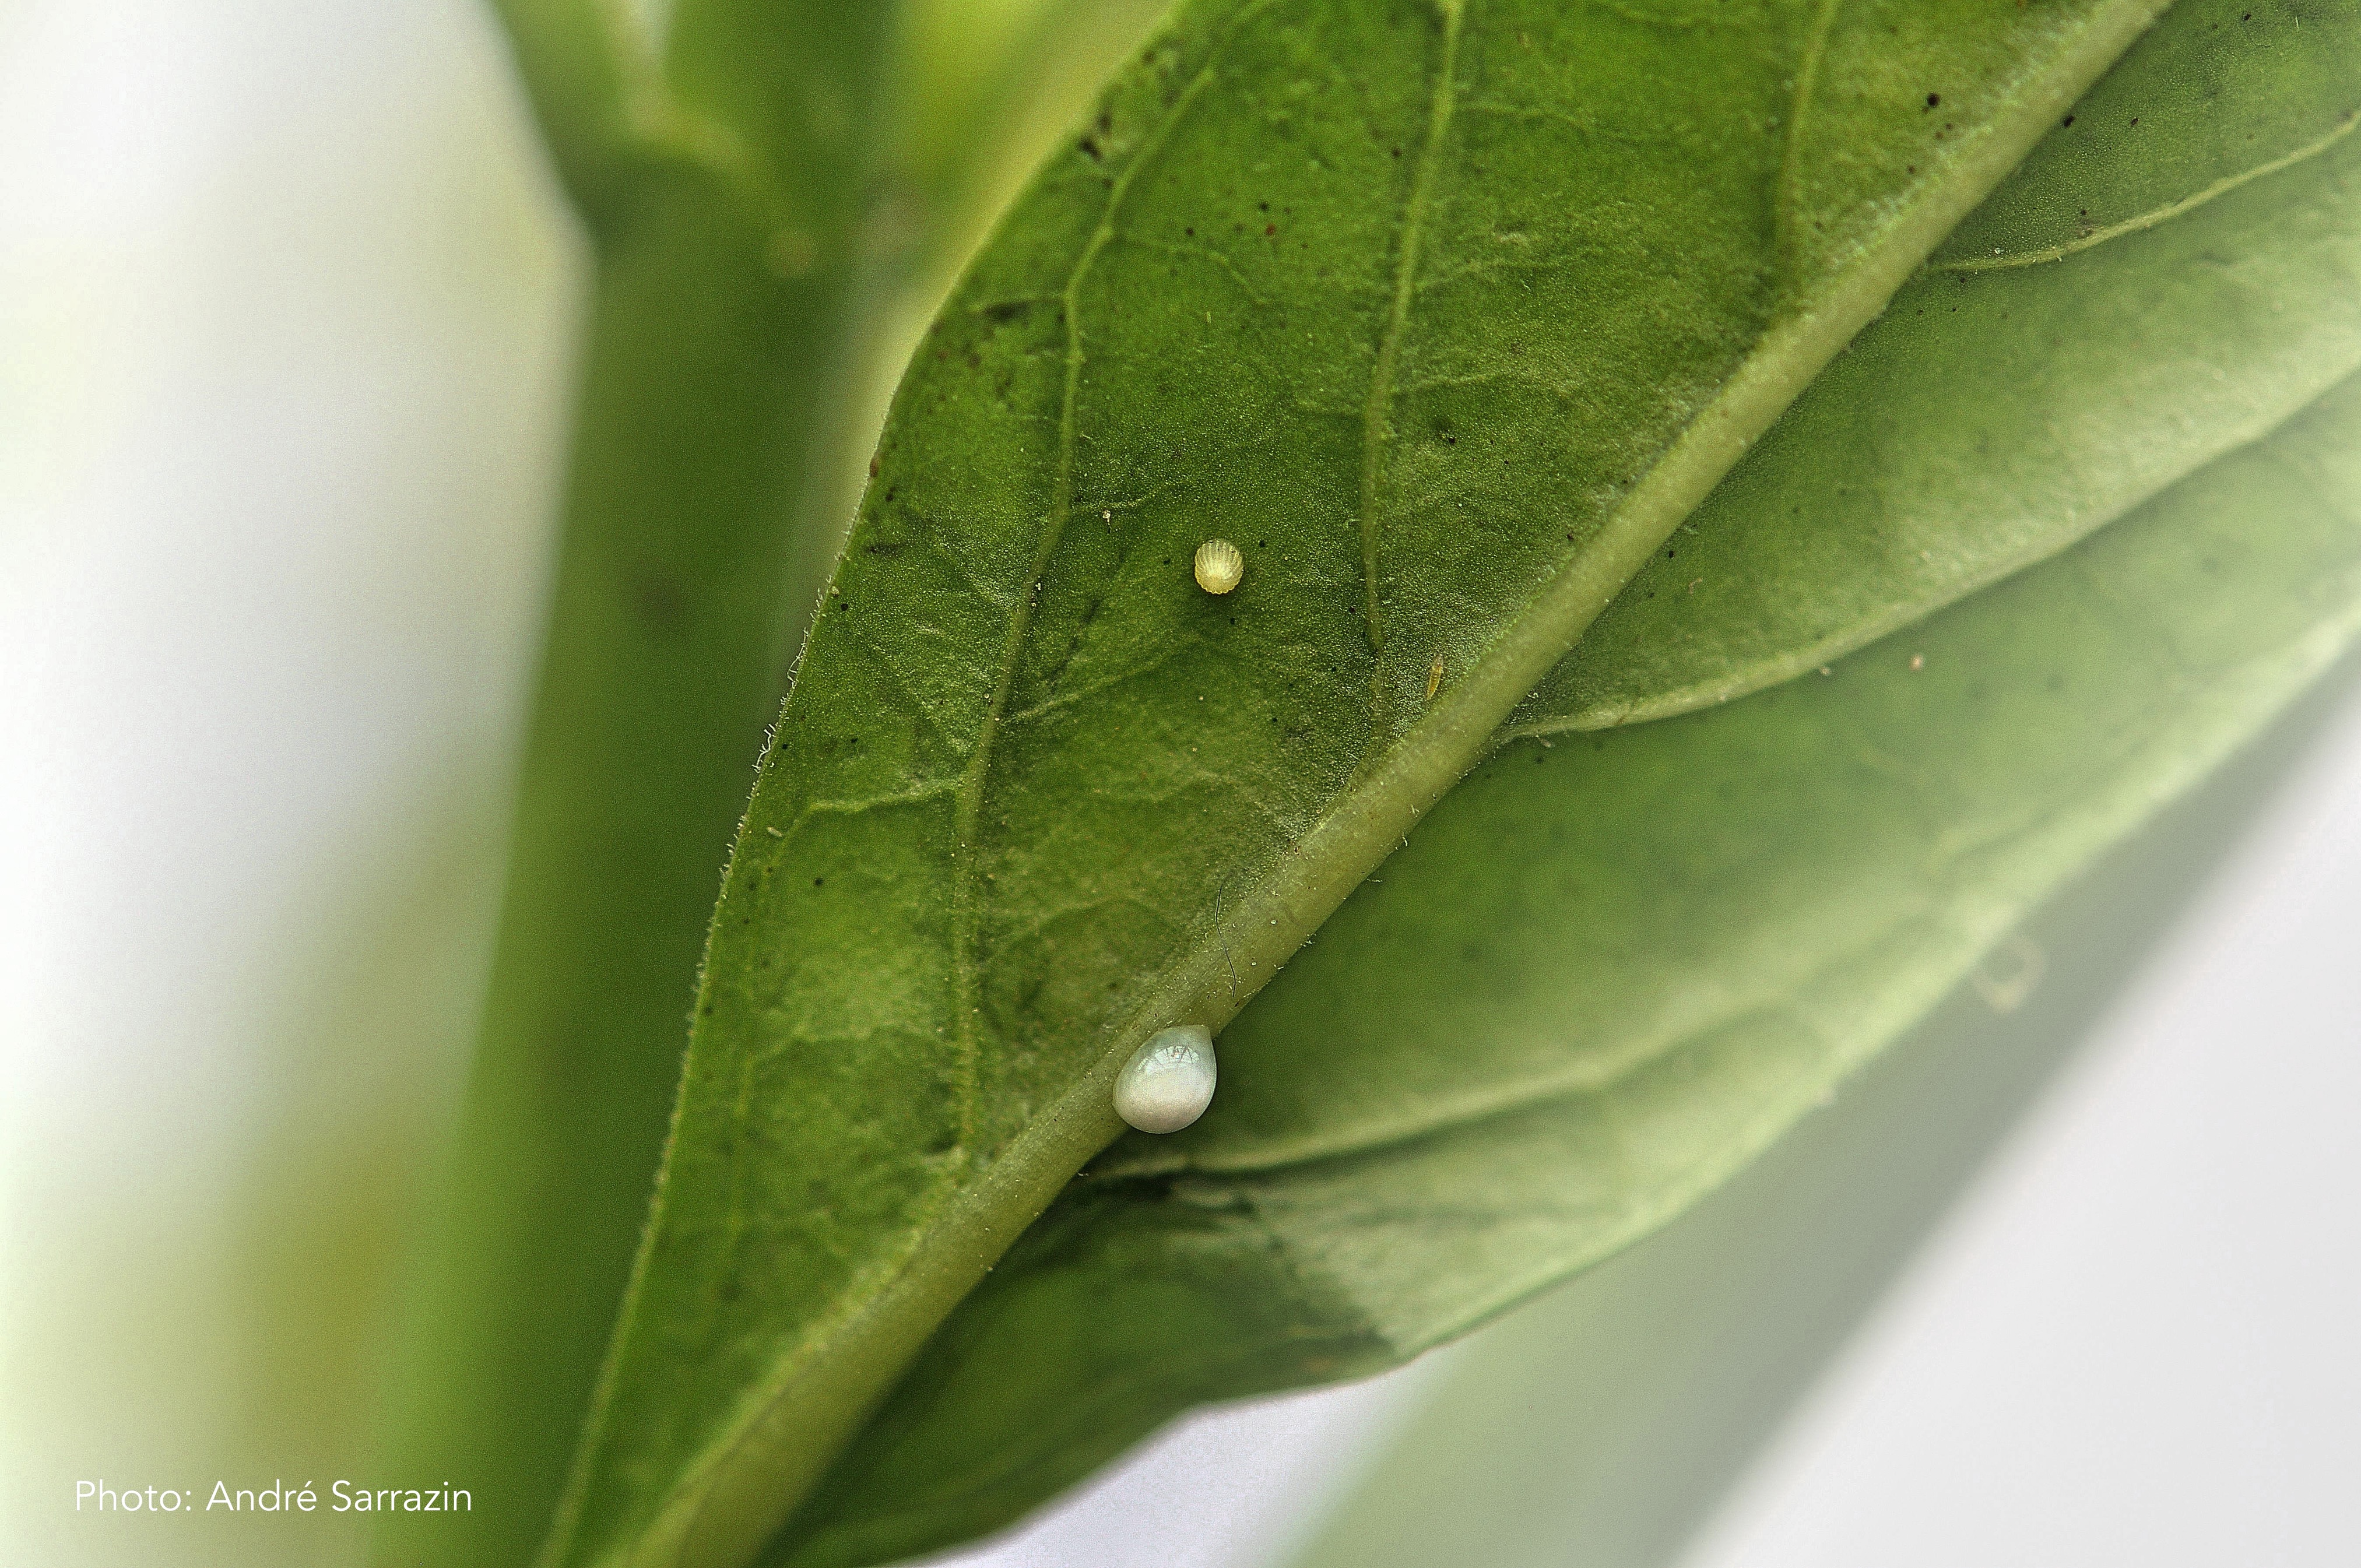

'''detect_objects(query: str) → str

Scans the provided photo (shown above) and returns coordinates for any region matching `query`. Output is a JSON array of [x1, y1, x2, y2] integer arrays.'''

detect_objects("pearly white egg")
[[1113, 1025, 1217, 1133]]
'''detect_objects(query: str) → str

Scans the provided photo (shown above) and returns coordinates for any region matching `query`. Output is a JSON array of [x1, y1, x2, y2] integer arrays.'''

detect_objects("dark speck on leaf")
[[813, 878, 824, 888], [2063, 114, 2076, 126], [1925, 92, 1940, 108], [634, 571, 686, 632]]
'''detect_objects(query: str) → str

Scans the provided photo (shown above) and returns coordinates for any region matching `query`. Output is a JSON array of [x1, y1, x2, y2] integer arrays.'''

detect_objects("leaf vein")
[[948, 33, 1243, 1159], [1357, 0, 1466, 718], [1773, 0, 1842, 300], [1935, 108, 2359, 274]]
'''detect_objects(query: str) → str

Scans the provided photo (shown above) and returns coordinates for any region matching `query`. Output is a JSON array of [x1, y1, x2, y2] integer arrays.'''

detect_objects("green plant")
[[380, 3, 2361, 1567]]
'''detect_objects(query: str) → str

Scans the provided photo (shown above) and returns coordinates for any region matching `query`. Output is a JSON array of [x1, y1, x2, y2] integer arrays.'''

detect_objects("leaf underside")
[[535, 3, 2361, 1567], [770, 4, 2361, 1560]]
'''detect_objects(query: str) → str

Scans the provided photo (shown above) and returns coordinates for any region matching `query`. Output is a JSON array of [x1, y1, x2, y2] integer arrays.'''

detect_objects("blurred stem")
[[477, 0, 648, 221], [375, 5, 898, 1566]]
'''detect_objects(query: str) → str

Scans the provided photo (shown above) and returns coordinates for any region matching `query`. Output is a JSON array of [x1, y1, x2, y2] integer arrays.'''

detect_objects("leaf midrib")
[[561, 6, 2177, 1565]]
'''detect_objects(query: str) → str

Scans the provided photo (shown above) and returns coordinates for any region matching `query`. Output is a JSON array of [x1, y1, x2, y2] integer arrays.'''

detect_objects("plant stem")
[[374, 6, 895, 1563]]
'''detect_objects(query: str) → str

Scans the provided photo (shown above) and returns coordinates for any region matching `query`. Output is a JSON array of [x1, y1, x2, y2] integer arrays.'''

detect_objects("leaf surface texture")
[[770, 2, 2361, 1560], [527, 5, 2328, 1566]]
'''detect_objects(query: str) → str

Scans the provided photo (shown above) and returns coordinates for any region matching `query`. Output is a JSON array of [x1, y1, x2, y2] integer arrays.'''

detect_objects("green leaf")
[[895, 0, 1179, 264], [799, 364, 2361, 1563], [766, 3, 2361, 1559], [537, 4, 2190, 1566], [1525, 0, 2361, 734], [1271, 646, 2360, 1568]]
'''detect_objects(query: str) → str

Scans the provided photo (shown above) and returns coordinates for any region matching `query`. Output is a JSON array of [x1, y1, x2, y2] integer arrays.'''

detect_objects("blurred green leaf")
[[895, 0, 1178, 262], [532, 4, 2211, 1566], [788, 0, 1179, 636]]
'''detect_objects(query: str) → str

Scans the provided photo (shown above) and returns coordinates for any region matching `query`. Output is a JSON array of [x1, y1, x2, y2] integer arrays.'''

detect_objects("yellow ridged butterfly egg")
[[1192, 538, 1243, 595], [1114, 1025, 1217, 1133]]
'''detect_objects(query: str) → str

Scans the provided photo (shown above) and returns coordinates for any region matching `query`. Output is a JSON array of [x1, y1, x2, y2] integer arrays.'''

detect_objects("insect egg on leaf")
[[1193, 538, 1243, 595], [1113, 1025, 1217, 1133]]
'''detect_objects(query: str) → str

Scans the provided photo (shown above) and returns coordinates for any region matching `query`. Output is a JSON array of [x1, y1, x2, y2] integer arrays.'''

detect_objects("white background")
[[3, 3, 2355, 1566]]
